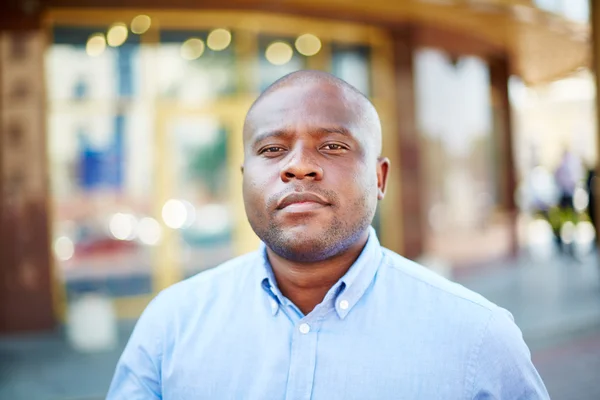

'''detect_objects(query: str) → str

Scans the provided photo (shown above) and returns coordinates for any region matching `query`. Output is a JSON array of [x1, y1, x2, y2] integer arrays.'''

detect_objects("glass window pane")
[[414, 49, 500, 264], [331, 44, 371, 96], [158, 30, 236, 103], [47, 27, 154, 303], [48, 26, 142, 101], [258, 36, 306, 91], [165, 116, 234, 277]]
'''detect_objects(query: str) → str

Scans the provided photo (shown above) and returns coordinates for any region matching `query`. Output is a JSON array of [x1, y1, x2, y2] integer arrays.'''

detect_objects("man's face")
[[242, 82, 388, 262]]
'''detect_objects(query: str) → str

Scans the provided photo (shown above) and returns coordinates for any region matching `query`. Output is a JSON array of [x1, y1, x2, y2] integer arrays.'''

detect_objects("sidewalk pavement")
[[456, 251, 600, 399]]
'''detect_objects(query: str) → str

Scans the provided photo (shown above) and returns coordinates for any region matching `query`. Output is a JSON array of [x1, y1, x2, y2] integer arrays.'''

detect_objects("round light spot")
[[299, 323, 310, 334], [265, 41, 293, 65], [180, 38, 205, 60], [339, 300, 349, 310], [207, 28, 232, 51], [162, 199, 188, 229], [575, 221, 596, 244], [109, 213, 137, 240], [86, 33, 106, 57], [131, 15, 151, 35], [295, 33, 321, 56], [573, 187, 589, 212], [54, 236, 75, 261], [195, 204, 229, 234], [560, 221, 576, 245], [107, 23, 128, 47], [137, 217, 162, 245]]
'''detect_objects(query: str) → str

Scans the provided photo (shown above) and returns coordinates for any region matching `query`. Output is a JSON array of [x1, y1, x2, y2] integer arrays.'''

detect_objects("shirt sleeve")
[[470, 308, 550, 400], [106, 295, 165, 399]]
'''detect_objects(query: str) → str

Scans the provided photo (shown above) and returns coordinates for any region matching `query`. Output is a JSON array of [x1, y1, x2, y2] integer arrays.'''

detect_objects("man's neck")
[[266, 231, 369, 315]]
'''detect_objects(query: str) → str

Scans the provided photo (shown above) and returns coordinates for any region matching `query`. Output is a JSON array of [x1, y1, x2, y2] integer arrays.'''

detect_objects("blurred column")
[[591, 1, 600, 244], [391, 28, 423, 259], [0, 3, 55, 332], [490, 57, 518, 257]]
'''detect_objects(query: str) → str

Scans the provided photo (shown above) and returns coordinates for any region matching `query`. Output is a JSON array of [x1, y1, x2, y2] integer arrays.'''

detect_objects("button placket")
[[285, 318, 321, 400]]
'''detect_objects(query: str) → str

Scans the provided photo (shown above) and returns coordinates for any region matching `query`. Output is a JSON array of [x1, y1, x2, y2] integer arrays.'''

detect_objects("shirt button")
[[270, 300, 277, 309], [339, 300, 349, 310], [299, 323, 310, 334]]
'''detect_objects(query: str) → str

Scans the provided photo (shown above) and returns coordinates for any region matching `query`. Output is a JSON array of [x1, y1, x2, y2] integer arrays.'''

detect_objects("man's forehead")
[[245, 82, 365, 138]]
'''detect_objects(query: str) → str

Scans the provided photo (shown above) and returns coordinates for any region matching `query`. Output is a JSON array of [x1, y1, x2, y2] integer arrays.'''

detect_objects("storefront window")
[[331, 44, 371, 97], [158, 30, 237, 102], [414, 49, 501, 265], [259, 35, 306, 91], [45, 13, 391, 317]]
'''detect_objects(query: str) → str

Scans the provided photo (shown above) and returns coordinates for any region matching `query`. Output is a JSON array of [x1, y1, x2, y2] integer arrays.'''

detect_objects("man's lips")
[[276, 192, 331, 210]]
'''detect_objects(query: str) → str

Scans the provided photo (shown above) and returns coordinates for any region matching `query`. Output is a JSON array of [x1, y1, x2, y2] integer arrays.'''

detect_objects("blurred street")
[[458, 253, 600, 400], [1, 253, 599, 400]]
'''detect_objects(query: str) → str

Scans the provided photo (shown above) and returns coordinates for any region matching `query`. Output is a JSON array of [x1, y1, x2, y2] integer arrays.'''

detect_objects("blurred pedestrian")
[[108, 71, 549, 399], [587, 167, 596, 235], [555, 149, 583, 211]]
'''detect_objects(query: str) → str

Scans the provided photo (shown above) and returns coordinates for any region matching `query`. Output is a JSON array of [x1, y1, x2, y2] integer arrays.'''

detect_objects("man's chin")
[[268, 229, 335, 262]]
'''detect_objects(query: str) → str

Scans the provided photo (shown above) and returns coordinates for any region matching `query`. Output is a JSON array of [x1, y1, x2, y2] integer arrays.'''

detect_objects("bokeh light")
[[162, 199, 188, 229], [207, 29, 232, 51], [266, 41, 293, 65], [107, 23, 128, 47], [109, 213, 137, 240], [295, 33, 321, 56], [180, 38, 205, 60], [573, 187, 589, 212], [195, 204, 230, 235], [54, 236, 75, 261], [137, 217, 162, 245], [130, 15, 151, 34], [560, 221, 576, 245], [85, 33, 106, 57]]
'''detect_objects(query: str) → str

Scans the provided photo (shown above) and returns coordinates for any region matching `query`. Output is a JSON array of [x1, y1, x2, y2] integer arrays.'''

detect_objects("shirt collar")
[[258, 226, 383, 319]]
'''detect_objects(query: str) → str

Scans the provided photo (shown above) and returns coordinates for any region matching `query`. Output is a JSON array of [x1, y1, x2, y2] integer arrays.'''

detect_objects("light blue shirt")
[[108, 228, 549, 399]]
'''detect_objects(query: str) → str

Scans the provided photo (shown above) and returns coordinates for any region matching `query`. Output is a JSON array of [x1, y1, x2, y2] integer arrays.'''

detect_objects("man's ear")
[[376, 157, 390, 200]]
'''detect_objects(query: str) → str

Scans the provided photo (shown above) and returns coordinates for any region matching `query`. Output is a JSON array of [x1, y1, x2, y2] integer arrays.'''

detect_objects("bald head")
[[243, 70, 382, 157]]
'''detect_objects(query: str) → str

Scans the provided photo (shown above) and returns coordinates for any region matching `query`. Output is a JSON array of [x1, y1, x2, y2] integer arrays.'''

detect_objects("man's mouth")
[[276, 192, 331, 211]]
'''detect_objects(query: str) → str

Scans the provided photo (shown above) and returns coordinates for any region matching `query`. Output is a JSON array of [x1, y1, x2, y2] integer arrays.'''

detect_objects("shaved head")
[[244, 70, 382, 157], [241, 70, 389, 263]]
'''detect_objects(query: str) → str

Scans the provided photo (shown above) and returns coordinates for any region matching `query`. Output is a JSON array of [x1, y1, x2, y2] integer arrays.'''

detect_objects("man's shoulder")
[[380, 248, 500, 315]]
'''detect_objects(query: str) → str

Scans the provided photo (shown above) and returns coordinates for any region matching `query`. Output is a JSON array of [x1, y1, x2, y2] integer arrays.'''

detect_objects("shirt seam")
[[153, 292, 166, 388], [381, 254, 496, 313], [465, 311, 495, 400]]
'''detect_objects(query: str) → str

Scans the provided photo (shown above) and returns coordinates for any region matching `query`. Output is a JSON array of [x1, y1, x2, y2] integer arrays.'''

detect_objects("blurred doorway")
[[415, 49, 512, 267]]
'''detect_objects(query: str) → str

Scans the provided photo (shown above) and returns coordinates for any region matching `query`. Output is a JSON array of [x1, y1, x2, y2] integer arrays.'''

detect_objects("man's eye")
[[261, 146, 285, 154], [323, 144, 346, 151]]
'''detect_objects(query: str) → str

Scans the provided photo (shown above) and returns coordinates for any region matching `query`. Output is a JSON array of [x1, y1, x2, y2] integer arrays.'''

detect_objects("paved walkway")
[[456, 251, 600, 399], [1, 252, 599, 399]]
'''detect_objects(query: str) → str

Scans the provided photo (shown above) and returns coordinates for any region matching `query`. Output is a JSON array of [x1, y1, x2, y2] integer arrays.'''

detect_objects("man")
[[108, 71, 549, 399]]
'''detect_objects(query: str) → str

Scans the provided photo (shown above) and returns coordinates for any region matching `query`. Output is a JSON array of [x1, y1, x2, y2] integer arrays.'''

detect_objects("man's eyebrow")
[[252, 129, 291, 146], [312, 127, 353, 137], [251, 126, 353, 146]]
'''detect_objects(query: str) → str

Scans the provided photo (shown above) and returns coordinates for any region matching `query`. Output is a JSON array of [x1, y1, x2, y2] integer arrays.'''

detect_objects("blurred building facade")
[[0, 0, 591, 333]]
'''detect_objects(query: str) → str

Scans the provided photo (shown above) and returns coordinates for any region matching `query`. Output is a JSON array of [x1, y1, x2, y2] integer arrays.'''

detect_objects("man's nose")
[[280, 149, 324, 182]]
